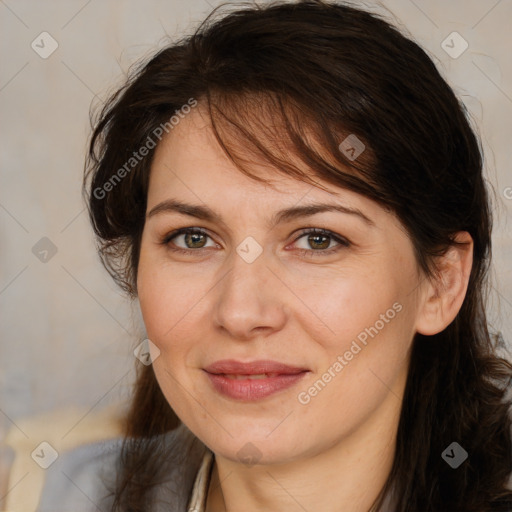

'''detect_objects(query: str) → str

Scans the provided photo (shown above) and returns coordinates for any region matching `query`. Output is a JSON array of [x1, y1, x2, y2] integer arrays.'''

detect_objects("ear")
[[415, 232, 473, 336]]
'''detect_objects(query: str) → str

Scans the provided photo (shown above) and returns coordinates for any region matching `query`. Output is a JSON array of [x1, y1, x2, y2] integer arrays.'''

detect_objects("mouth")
[[204, 359, 308, 375], [221, 373, 283, 380], [203, 359, 310, 401]]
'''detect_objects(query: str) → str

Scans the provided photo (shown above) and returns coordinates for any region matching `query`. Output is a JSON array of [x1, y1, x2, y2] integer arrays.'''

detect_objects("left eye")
[[162, 227, 349, 256], [291, 228, 350, 256]]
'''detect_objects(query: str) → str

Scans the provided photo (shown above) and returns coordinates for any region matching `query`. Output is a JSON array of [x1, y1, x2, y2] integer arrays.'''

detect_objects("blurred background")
[[0, 0, 511, 507]]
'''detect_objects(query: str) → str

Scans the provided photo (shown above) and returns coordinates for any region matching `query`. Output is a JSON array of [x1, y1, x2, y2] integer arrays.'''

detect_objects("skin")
[[137, 107, 473, 512]]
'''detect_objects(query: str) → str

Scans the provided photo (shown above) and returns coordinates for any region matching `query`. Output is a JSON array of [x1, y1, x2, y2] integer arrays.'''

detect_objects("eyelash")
[[161, 227, 350, 257]]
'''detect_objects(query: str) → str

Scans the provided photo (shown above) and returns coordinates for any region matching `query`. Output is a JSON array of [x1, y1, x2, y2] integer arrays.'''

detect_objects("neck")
[[205, 382, 402, 512]]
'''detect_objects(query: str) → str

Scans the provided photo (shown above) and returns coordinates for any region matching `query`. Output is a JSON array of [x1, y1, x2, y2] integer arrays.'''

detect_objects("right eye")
[[161, 227, 219, 254]]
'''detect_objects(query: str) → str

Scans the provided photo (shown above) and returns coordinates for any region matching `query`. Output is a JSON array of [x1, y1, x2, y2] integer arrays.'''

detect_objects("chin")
[[192, 418, 314, 465]]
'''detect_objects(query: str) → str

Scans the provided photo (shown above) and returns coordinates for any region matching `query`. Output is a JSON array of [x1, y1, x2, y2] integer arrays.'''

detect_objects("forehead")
[[147, 108, 382, 220]]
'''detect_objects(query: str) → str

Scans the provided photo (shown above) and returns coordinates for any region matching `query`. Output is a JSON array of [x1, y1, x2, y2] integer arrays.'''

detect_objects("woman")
[[37, 1, 512, 511]]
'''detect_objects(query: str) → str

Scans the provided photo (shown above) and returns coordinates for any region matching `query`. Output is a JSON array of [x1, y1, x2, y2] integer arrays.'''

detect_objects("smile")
[[203, 359, 310, 401]]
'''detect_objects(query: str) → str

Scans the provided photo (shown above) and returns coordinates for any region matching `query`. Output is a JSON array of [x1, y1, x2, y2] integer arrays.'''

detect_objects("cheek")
[[294, 305, 413, 436], [137, 249, 176, 352], [136, 252, 213, 360], [137, 261, 205, 415], [137, 265, 167, 340], [298, 265, 402, 351], [294, 265, 416, 404]]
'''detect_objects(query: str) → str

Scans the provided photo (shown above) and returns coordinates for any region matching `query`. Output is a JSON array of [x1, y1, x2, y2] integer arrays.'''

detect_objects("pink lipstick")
[[203, 359, 309, 401]]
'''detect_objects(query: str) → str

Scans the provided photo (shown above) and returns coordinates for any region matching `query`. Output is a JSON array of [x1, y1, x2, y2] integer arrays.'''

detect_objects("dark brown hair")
[[84, 1, 512, 510]]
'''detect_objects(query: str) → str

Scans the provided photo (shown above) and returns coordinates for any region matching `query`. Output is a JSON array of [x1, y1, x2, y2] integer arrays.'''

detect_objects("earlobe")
[[415, 232, 473, 336]]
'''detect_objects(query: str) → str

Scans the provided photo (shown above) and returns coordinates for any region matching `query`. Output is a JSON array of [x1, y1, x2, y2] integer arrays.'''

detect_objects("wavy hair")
[[84, 1, 512, 510]]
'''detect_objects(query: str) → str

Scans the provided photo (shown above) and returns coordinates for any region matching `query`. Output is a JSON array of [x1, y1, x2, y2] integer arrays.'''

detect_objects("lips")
[[203, 359, 309, 401], [204, 359, 308, 376]]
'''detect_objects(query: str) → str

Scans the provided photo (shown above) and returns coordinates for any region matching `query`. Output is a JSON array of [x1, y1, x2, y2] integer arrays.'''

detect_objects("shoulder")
[[36, 435, 122, 512], [36, 423, 206, 512]]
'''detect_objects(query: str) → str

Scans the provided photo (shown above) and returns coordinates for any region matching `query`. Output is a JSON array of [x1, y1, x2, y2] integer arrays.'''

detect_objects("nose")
[[212, 249, 288, 341]]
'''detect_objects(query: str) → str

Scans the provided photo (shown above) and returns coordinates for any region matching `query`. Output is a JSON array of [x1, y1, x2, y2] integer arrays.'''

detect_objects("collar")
[[187, 449, 214, 512], [185, 448, 398, 512]]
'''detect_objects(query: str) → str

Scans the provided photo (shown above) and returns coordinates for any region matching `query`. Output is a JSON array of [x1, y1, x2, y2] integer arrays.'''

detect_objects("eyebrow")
[[147, 199, 375, 228]]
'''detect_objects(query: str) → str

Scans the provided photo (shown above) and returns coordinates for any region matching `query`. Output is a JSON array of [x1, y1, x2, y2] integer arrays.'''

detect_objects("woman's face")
[[137, 108, 427, 465]]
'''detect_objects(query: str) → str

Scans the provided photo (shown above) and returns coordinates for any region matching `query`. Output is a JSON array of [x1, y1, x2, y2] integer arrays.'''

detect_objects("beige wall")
[[1, 0, 511, 438]]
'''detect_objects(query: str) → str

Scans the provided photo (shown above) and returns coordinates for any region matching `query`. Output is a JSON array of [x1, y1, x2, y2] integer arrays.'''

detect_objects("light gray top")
[[36, 423, 208, 512]]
